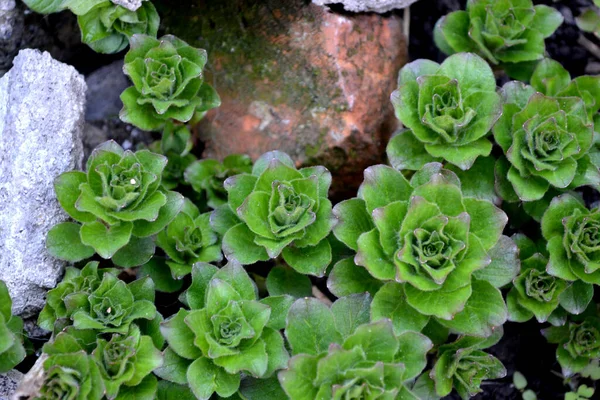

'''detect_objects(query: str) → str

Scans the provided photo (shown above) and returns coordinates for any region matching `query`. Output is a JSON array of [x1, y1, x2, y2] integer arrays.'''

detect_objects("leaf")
[[558, 281, 594, 315], [327, 257, 383, 298], [473, 235, 520, 288], [437, 279, 507, 337], [46, 222, 95, 262], [132, 191, 184, 237], [54, 171, 95, 222], [239, 375, 288, 400], [160, 309, 203, 360], [513, 371, 528, 391], [187, 357, 238, 400], [112, 235, 155, 268], [22, 0, 68, 14], [396, 331, 433, 381], [371, 282, 430, 335], [80, 220, 133, 259], [343, 320, 399, 362], [266, 265, 312, 298], [282, 239, 331, 277], [260, 295, 294, 331], [331, 293, 372, 339], [285, 298, 342, 356], [156, 381, 196, 400], [222, 223, 269, 265], [358, 165, 412, 213], [115, 375, 158, 400], [387, 129, 438, 170], [154, 347, 192, 385], [186, 262, 219, 310], [138, 258, 184, 293], [332, 198, 374, 251]]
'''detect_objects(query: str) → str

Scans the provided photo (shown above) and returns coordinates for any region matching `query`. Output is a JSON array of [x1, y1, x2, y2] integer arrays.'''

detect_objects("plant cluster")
[[12, 0, 600, 399]]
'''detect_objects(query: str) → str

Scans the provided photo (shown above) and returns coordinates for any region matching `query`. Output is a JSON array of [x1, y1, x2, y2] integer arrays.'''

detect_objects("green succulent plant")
[[280, 295, 432, 400], [120, 34, 221, 131], [212, 151, 335, 276], [149, 122, 196, 190], [185, 154, 253, 209], [389, 52, 502, 171], [156, 199, 222, 279], [507, 234, 571, 324], [22, 0, 160, 54], [430, 332, 506, 399], [434, 0, 563, 70], [38, 263, 157, 334], [576, 0, 600, 39], [38, 331, 106, 400], [494, 60, 600, 203], [543, 316, 600, 377], [332, 162, 513, 336], [47, 140, 184, 265], [0, 281, 26, 373], [92, 324, 163, 399], [541, 193, 600, 288], [159, 262, 289, 400]]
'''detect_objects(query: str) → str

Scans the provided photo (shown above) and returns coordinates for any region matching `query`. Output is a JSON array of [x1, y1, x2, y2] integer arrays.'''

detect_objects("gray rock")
[[0, 370, 23, 400], [0, 49, 86, 318], [85, 60, 129, 121], [0, 0, 17, 41], [111, 0, 142, 11], [313, 0, 419, 13]]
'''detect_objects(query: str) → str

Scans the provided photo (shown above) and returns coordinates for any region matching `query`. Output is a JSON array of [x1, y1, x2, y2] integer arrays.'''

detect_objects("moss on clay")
[[154, 0, 346, 111]]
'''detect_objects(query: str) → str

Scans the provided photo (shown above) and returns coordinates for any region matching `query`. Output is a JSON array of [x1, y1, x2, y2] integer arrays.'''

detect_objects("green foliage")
[[507, 234, 572, 323], [39, 331, 106, 400], [156, 199, 222, 279], [92, 325, 163, 398], [333, 162, 512, 335], [389, 53, 502, 170], [38, 262, 157, 334], [542, 194, 600, 286], [543, 316, 600, 377], [149, 122, 196, 190], [577, 4, 600, 39], [0, 281, 26, 373], [280, 295, 432, 400], [565, 385, 595, 400], [159, 263, 289, 399], [493, 61, 600, 202], [431, 332, 506, 399], [434, 0, 562, 69], [185, 154, 253, 209], [120, 34, 221, 131], [213, 151, 334, 275], [22, 0, 159, 54], [48, 140, 184, 265]]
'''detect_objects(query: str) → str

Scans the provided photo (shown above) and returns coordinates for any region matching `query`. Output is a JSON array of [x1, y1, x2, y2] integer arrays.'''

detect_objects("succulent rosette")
[[430, 333, 506, 399], [120, 34, 221, 131], [333, 163, 513, 335], [506, 234, 569, 324], [541, 194, 600, 288], [280, 296, 432, 400], [494, 60, 600, 203], [212, 151, 334, 276], [38, 262, 113, 332], [0, 281, 26, 373], [160, 263, 289, 400], [71, 273, 157, 334], [92, 325, 163, 398], [434, 0, 563, 67], [389, 53, 502, 171], [157, 199, 222, 278], [543, 317, 600, 376], [47, 141, 184, 264], [185, 154, 253, 209], [76, 0, 159, 54], [39, 332, 106, 400]]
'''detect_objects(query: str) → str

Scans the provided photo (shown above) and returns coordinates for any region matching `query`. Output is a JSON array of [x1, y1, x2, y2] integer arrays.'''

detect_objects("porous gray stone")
[[0, 49, 86, 318], [0, 370, 22, 400], [111, 0, 142, 11], [313, 0, 419, 13]]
